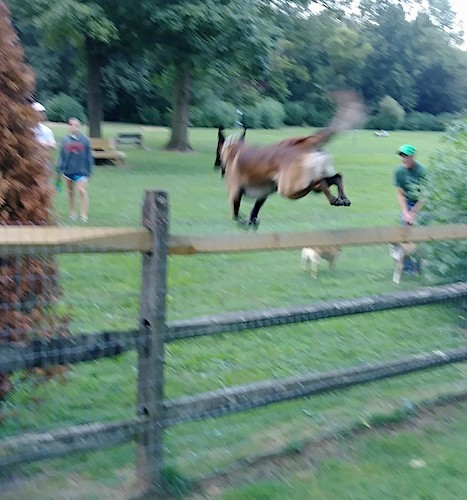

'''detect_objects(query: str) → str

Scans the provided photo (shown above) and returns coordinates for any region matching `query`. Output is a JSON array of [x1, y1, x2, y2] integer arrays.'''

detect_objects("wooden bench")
[[114, 132, 144, 148], [90, 138, 126, 166]]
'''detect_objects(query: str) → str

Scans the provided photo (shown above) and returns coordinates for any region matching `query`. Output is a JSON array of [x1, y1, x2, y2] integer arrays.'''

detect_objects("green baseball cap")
[[397, 144, 416, 156]]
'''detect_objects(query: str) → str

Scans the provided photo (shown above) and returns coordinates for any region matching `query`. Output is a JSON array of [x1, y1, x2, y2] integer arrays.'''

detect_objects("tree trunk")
[[85, 37, 103, 138], [165, 62, 193, 151]]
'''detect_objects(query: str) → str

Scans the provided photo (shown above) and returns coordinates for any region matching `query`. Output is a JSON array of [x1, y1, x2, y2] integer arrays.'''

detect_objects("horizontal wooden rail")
[[0, 224, 465, 255], [169, 224, 467, 255], [1, 284, 465, 373], [0, 417, 147, 467], [0, 329, 142, 373], [0, 226, 152, 254], [3, 347, 466, 467], [163, 347, 467, 425], [166, 282, 467, 341]]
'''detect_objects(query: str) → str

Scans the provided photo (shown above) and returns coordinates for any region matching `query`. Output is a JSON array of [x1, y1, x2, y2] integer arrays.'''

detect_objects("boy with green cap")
[[394, 144, 427, 225], [394, 144, 427, 273]]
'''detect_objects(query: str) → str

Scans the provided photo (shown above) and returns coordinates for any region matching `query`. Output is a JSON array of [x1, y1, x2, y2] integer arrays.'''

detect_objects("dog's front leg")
[[231, 189, 247, 225], [248, 197, 268, 229]]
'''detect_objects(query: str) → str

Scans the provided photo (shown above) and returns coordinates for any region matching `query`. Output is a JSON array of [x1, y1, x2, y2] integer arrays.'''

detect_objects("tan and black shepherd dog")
[[214, 91, 366, 228]]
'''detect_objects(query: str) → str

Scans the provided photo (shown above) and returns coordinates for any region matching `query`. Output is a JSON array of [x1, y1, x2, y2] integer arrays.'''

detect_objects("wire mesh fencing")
[[0, 199, 466, 498]]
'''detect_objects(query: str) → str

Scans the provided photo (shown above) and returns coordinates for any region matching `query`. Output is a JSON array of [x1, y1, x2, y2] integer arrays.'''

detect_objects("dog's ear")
[[214, 126, 226, 169]]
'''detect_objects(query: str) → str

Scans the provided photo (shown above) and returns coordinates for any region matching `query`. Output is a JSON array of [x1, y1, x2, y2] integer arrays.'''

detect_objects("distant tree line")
[[7, 0, 467, 149]]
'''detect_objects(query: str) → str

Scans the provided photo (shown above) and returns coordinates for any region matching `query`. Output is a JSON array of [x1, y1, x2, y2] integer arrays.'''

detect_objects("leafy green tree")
[[323, 25, 373, 89], [370, 96, 405, 130], [358, 0, 467, 113], [421, 119, 467, 280], [148, 0, 278, 150], [8, 0, 119, 137], [7, 0, 158, 137]]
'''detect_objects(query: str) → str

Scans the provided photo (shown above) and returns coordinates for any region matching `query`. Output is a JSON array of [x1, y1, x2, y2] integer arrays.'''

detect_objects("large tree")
[[148, 0, 278, 151], [7, 0, 154, 137]]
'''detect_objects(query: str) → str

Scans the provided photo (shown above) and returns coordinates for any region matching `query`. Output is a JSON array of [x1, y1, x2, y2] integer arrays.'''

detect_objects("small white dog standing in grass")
[[301, 246, 342, 279], [389, 243, 419, 284]]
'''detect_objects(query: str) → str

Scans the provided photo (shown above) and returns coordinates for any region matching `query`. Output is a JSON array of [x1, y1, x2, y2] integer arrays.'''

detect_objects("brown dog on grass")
[[215, 92, 366, 228], [389, 242, 419, 284], [301, 246, 342, 279]]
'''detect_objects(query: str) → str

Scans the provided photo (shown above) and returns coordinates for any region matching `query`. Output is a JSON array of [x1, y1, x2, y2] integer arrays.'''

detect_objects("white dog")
[[301, 246, 342, 279], [389, 242, 419, 284]]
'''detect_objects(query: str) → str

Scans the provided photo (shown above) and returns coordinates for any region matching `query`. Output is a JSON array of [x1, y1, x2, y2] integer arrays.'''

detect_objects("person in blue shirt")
[[58, 118, 93, 223]]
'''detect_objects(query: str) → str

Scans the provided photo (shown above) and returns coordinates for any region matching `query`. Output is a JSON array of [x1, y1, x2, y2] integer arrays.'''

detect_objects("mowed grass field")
[[2, 123, 466, 497]]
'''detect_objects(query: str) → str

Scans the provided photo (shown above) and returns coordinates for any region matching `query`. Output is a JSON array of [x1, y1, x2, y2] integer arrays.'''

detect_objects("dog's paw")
[[340, 196, 351, 206], [235, 216, 250, 230], [331, 197, 346, 206], [249, 218, 260, 230], [331, 196, 351, 207]]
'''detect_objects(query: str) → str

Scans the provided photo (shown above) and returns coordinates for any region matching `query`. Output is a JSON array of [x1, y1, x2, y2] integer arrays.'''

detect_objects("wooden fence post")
[[136, 190, 169, 493]]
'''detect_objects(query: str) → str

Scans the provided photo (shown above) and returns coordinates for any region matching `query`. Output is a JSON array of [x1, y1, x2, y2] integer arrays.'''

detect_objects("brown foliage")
[[0, 2, 68, 400]]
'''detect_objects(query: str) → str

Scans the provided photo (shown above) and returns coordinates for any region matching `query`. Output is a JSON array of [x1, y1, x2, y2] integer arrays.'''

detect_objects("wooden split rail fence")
[[0, 189, 466, 494]]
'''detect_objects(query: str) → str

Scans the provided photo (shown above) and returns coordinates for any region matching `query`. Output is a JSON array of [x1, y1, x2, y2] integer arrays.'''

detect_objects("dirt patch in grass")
[[190, 392, 467, 499]]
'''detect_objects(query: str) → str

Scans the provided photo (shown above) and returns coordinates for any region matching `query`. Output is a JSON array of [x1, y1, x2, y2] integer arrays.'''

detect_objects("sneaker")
[[80, 215, 88, 223], [69, 213, 77, 221]]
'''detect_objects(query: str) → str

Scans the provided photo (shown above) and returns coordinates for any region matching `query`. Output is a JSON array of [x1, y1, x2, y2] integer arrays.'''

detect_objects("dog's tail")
[[283, 91, 366, 150], [328, 91, 366, 133]]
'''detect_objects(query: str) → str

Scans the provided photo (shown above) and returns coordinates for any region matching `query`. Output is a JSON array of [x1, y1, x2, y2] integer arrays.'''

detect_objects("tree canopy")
[[6, 0, 467, 147]]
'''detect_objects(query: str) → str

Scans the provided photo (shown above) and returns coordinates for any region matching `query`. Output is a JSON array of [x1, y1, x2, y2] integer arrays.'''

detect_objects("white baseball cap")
[[32, 102, 46, 112]]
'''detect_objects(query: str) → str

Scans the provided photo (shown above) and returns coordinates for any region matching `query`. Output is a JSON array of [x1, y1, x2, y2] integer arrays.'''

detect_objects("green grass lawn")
[[218, 401, 467, 500], [1, 123, 466, 497]]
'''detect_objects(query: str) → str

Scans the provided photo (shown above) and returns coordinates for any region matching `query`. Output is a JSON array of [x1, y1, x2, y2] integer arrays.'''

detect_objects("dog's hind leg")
[[393, 261, 403, 284], [301, 250, 308, 271], [311, 256, 319, 279]]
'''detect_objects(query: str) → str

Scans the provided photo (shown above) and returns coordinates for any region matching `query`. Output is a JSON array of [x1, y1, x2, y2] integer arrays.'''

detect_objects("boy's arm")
[[396, 187, 409, 215], [85, 139, 94, 176], [57, 139, 66, 171]]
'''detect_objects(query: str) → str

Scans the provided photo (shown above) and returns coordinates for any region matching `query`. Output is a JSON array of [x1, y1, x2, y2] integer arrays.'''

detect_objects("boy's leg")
[[66, 178, 77, 219], [401, 199, 416, 273], [77, 178, 89, 221]]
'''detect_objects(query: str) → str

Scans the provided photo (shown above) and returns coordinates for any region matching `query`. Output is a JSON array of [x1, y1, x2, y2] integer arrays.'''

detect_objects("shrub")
[[302, 94, 335, 127], [402, 112, 445, 131], [255, 98, 285, 129], [242, 105, 262, 129], [44, 93, 86, 123], [421, 118, 467, 281], [137, 106, 162, 125], [284, 101, 306, 126], [190, 99, 237, 128], [370, 96, 405, 130]]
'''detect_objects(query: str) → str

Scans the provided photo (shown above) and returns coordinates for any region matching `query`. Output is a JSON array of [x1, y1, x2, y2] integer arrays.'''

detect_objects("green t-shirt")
[[394, 162, 427, 202]]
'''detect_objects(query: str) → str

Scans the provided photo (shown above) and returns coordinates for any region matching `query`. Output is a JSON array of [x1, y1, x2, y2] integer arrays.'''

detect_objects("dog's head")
[[319, 245, 342, 258], [390, 242, 417, 260], [214, 126, 247, 177], [214, 126, 225, 171]]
